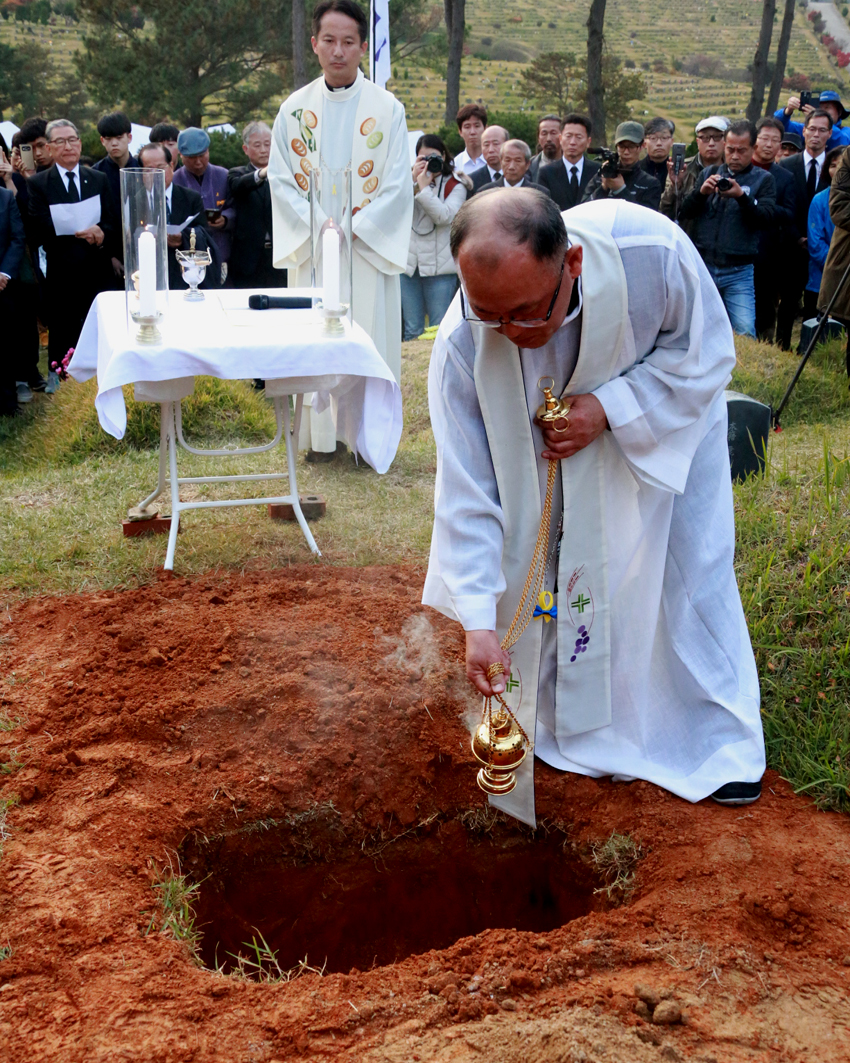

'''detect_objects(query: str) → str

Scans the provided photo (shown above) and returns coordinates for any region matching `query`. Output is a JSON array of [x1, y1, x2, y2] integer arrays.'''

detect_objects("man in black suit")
[[476, 140, 549, 196], [0, 186, 26, 415], [137, 142, 219, 292], [468, 126, 509, 195], [27, 119, 117, 377], [776, 108, 833, 349], [752, 116, 801, 342], [227, 121, 287, 289], [538, 113, 600, 210]]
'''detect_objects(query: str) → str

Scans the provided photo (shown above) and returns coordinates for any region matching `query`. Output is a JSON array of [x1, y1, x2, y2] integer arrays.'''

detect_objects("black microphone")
[[248, 294, 313, 310]]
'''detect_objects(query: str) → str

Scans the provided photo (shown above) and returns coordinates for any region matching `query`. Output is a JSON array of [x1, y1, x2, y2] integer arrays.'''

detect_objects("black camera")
[[588, 146, 621, 179], [672, 142, 686, 176], [716, 177, 733, 192], [425, 154, 451, 176], [800, 90, 821, 110]]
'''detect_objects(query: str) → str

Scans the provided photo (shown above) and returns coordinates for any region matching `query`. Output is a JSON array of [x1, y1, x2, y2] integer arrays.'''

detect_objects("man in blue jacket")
[[774, 89, 850, 152], [679, 120, 777, 337]]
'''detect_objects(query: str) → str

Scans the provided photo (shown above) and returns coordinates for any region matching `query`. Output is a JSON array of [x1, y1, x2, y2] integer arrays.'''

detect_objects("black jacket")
[[27, 164, 118, 294], [468, 164, 501, 195], [227, 163, 272, 278], [537, 157, 601, 210], [779, 151, 832, 245], [755, 162, 799, 262], [581, 165, 662, 210], [679, 163, 777, 267]]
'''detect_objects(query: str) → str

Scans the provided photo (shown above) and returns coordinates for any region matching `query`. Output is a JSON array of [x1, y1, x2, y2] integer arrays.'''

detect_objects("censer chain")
[[482, 456, 558, 757]]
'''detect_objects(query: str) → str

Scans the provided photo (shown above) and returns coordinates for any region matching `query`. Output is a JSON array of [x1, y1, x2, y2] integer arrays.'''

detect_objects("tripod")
[[773, 256, 850, 430]]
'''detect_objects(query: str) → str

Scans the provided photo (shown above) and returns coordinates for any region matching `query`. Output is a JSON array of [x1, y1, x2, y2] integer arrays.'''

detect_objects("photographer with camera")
[[679, 120, 776, 337], [401, 134, 472, 340], [775, 90, 850, 152], [581, 122, 662, 210], [660, 116, 728, 233]]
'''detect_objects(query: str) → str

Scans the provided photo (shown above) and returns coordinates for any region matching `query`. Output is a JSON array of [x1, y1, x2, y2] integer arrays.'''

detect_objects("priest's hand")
[[466, 630, 512, 697], [537, 393, 608, 461]]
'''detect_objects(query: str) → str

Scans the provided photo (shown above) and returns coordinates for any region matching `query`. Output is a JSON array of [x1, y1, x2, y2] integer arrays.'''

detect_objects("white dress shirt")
[[563, 156, 585, 184], [805, 150, 826, 186], [57, 163, 82, 195], [454, 149, 487, 174]]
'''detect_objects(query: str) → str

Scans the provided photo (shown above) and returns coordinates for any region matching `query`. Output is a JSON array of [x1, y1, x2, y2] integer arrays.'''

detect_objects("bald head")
[[451, 188, 567, 267], [481, 125, 509, 169]]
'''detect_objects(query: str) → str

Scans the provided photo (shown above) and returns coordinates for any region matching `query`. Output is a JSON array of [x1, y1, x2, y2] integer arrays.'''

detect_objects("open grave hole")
[[185, 806, 614, 976]]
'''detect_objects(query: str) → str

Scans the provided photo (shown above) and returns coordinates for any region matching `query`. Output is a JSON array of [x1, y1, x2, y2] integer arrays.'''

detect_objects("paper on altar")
[[166, 216, 197, 236], [49, 197, 101, 237]]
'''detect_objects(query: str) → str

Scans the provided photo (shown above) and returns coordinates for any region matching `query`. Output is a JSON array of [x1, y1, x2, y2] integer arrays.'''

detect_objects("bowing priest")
[[423, 190, 765, 827], [268, 0, 413, 459]]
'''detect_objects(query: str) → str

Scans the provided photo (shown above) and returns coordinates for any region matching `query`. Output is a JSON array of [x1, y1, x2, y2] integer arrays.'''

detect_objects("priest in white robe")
[[423, 190, 766, 827], [268, 0, 413, 456]]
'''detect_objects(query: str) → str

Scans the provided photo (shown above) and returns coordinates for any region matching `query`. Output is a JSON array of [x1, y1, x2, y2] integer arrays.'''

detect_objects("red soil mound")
[[0, 566, 848, 1062]]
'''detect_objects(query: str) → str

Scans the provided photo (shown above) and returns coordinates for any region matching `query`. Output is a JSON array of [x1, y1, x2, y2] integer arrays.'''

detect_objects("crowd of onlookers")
[[0, 111, 282, 416], [404, 94, 850, 350], [3, 89, 850, 415]]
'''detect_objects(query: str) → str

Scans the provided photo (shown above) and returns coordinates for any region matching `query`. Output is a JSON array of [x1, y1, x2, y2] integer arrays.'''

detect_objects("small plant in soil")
[[222, 930, 327, 984], [144, 854, 204, 961], [0, 942, 12, 962], [591, 831, 644, 902], [0, 749, 23, 775], [0, 794, 19, 860]]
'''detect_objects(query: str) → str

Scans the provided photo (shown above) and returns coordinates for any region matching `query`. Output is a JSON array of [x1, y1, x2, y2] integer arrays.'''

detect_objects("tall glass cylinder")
[[309, 165, 353, 331], [121, 168, 169, 327]]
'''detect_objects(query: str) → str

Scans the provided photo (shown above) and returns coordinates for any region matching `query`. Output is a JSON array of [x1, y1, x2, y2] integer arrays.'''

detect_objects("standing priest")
[[423, 190, 765, 827], [268, 0, 413, 459]]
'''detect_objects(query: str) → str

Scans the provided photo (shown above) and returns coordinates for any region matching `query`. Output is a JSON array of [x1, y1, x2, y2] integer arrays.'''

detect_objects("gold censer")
[[471, 379, 569, 797]]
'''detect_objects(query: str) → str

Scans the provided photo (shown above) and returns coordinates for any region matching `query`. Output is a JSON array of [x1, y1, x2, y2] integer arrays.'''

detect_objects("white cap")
[[695, 116, 730, 134]]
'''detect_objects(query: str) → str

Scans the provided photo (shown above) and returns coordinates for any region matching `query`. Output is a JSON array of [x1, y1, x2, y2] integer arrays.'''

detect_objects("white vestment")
[[269, 71, 413, 452], [423, 200, 765, 826]]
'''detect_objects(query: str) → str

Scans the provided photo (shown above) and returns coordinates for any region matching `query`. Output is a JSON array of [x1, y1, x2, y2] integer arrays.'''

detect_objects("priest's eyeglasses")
[[460, 258, 565, 329]]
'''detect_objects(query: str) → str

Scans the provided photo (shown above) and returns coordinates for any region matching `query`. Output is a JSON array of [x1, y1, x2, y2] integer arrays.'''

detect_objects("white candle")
[[138, 230, 157, 318], [322, 227, 340, 312]]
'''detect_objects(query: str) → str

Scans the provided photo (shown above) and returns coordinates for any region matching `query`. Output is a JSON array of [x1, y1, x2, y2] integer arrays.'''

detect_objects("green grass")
[[144, 854, 204, 960], [1, 333, 849, 813]]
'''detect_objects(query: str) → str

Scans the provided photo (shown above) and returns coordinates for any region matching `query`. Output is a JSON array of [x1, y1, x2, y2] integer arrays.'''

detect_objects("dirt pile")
[[0, 566, 848, 1062]]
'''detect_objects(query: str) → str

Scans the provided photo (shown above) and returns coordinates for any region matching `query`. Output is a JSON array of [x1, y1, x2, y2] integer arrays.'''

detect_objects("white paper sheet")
[[49, 197, 101, 237], [166, 215, 198, 237]]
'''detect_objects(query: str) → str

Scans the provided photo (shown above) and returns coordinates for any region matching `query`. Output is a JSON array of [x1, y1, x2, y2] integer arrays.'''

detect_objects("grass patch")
[[591, 831, 643, 903], [221, 931, 327, 984], [144, 854, 204, 961]]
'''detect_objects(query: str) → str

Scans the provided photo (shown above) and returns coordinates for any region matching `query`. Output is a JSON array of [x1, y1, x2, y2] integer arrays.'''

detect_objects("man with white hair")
[[423, 189, 765, 826], [227, 120, 287, 290], [476, 140, 549, 195], [469, 125, 509, 194]]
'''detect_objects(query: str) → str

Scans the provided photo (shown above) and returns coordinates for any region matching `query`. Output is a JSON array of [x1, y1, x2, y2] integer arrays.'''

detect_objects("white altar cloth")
[[68, 289, 403, 474]]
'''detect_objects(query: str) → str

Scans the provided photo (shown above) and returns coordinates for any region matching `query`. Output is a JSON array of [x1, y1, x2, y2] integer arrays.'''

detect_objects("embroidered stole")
[[472, 201, 628, 826]]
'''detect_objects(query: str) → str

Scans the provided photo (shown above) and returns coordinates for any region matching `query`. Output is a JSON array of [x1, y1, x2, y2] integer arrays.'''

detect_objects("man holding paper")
[[269, 0, 413, 458], [28, 119, 116, 372]]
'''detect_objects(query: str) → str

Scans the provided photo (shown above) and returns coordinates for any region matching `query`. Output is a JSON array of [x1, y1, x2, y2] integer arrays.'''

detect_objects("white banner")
[[370, 0, 391, 88]]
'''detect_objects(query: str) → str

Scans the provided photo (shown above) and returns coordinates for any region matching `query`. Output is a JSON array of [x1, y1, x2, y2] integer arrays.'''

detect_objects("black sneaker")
[[710, 780, 762, 806]]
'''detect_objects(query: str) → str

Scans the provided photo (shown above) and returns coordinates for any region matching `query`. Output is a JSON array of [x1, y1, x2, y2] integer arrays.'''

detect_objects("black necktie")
[[66, 171, 80, 202], [807, 157, 818, 200], [494, 171, 501, 180], [570, 165, 579, 200], [166, 199, 172, 222]]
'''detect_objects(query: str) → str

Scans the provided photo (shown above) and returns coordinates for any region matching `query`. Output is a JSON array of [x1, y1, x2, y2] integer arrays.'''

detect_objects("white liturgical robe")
[[269, 70, 413, 453], [423, 200, 765, 826]]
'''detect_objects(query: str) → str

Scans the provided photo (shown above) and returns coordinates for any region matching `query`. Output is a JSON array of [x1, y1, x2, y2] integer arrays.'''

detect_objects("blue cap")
[[177, 127, 210, 156], [817, 90, 849, 121]]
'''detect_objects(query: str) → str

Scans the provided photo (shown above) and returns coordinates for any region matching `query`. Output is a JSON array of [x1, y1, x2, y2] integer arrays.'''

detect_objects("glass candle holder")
[[309, 164, 353, 335], [120, 167, 169, 342]]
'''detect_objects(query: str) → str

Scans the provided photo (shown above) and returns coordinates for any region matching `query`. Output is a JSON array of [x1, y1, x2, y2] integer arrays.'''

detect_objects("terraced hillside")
[[2, 0, 849, 144]]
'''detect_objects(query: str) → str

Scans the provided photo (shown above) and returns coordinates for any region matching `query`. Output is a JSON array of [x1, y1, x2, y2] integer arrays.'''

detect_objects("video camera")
[[587, 146, 621, 179]]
